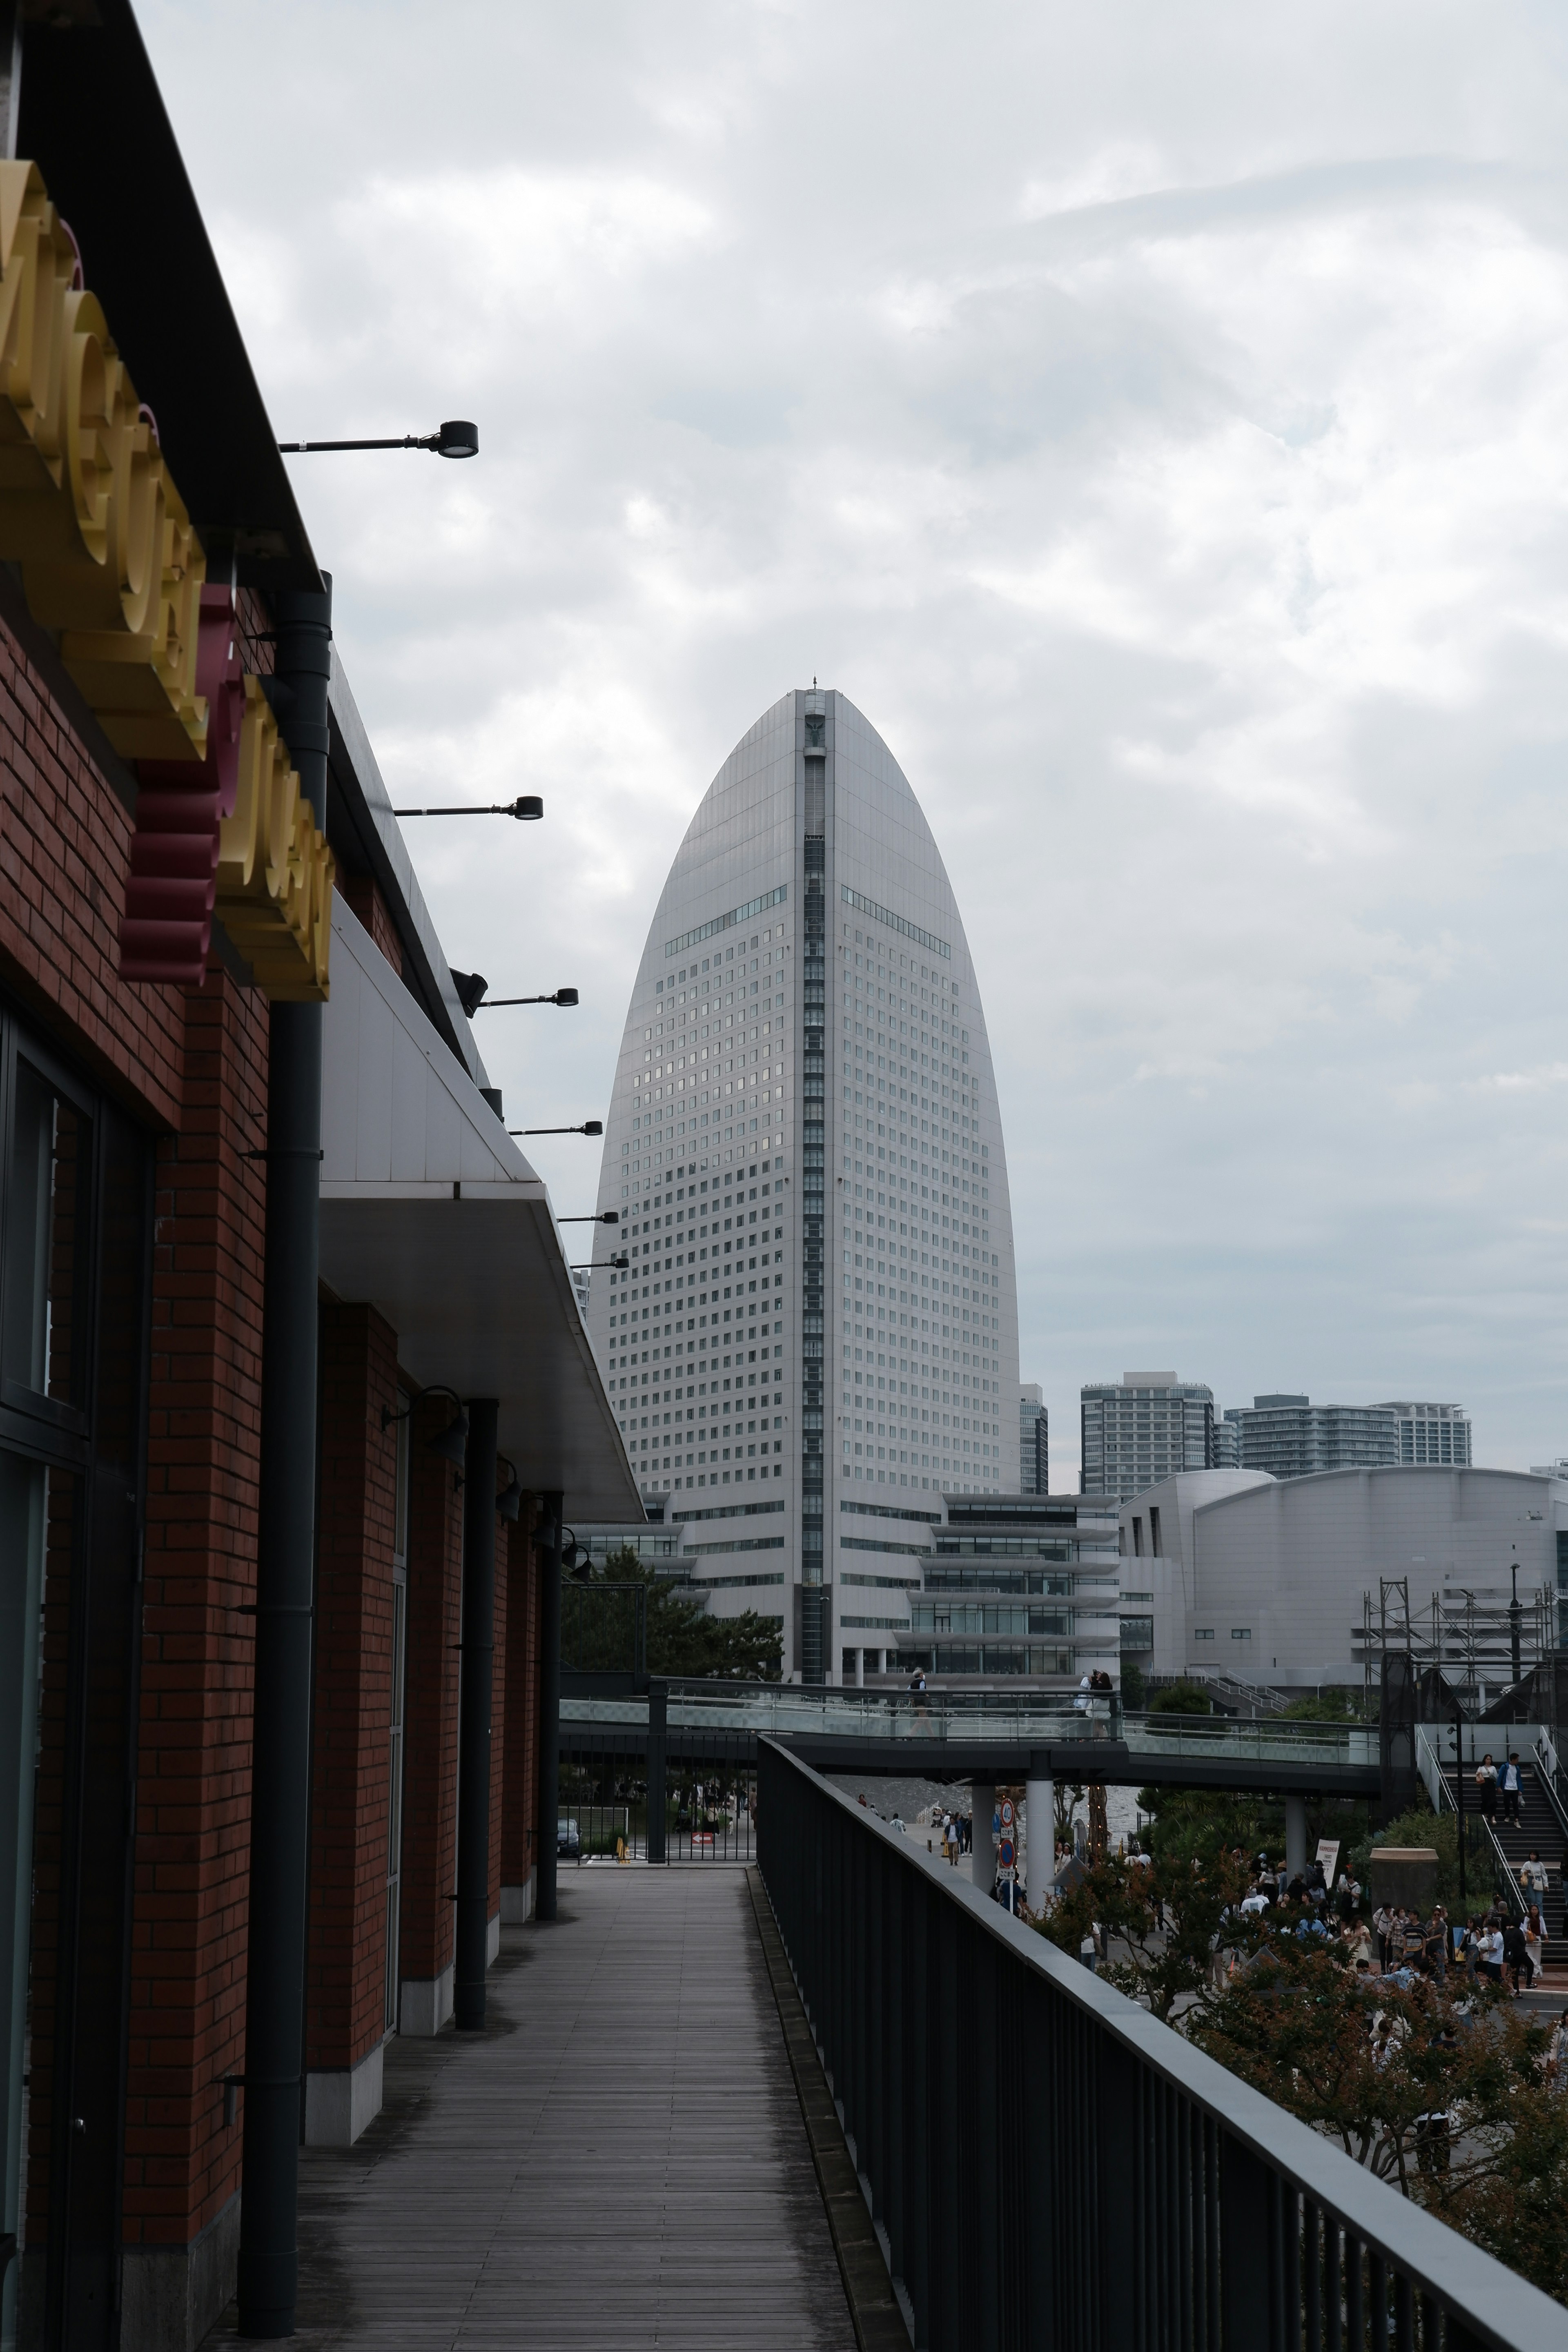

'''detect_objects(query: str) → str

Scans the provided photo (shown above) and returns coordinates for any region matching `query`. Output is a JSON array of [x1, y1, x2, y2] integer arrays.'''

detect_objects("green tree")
[[1149, 1679, 1212, 1715], [586, 1544, 783, 1681], [1120, 1659, 1146, 1708], [1035, 1846, 1251, 2020], [1277, 1687, 1365, 1722], [1185, 1931, 1568, 2299]]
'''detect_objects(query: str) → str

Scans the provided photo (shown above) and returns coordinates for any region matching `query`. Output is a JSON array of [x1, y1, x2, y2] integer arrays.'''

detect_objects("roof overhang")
[[319, 895, 639, 1523], [318, 1188, 639, 1521]]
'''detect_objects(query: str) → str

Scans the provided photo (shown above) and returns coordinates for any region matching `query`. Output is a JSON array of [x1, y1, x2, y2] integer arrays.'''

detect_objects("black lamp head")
[[583, 1120, 603, 1137], [553, 987, 579, 1007], [509, 795, 544, 821], [601, 1209, 619, 1225], [436, 419, 479, 459], [610, 1251, 628, 1268], [451, 969, 488, 1017], [427, 1404, 470, 1467], [496, 1471, 523, 1524]]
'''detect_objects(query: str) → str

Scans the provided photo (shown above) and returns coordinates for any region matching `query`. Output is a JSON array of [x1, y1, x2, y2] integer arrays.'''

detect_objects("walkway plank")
[[203, 1870, 857, 2352]]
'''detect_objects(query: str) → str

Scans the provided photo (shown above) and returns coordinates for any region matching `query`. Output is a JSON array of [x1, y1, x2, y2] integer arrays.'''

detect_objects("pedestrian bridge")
[[562, 1684, 1388, 1795]]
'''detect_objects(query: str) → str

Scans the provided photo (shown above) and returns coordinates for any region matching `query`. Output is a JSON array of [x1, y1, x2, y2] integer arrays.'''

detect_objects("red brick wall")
[[306, 1305, 399, 2075], [500, 1508, 542, 1896], [0, 606, 186, 1127], [397, 1393, 463, 1989], [341, 875, 403, 976], [124, 967, 270, 2252]]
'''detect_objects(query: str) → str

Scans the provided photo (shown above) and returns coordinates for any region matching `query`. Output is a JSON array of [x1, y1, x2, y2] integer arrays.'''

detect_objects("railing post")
[[646, 1679, 667, 1864], [1221, 2132, 1272, 2349]]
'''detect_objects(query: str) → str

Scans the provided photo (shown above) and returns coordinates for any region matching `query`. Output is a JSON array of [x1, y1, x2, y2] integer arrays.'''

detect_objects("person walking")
[[1521, 1851, 1550, 1902], [1477, 1919, 1506, 1986], [1523, 1904, 1544, 1991], [1502, 1915, 1528, 1996]]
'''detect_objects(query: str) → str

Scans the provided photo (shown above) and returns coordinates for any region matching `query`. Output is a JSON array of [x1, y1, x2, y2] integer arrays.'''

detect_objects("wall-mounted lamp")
[[395, 796, 542, 822], [381, 1385, 469, 1483], [558, 1210, 619, 1225], [496, 1465, 523, 1524], [476, 989, 578, 1010], [511, 1120, 603, 1138], [279, 420, 479, 459], [570, 1252, 629, 1271]]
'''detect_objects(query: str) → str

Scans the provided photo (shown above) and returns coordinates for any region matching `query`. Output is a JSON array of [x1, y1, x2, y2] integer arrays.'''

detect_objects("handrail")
[[757, 1736, 1568, 2352], [1414, 1726, 1525, 1921], [562, 1684, 1381, 1762]]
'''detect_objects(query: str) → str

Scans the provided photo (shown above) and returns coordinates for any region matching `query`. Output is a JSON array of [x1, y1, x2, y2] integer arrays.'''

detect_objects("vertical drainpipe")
[[236, 581, 332, 2341], [454, 1401, 499, 2028], [535, 1492, 564, 1920]]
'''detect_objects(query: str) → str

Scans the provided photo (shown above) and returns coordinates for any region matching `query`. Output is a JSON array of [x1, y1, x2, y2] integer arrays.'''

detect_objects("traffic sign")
[[1000, 1800, 1015, 1829], [998, 1838, 1016, 1870]]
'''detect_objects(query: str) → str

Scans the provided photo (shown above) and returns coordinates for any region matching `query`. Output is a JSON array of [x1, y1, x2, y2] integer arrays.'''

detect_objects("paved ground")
[[203, 1871, 855, 2352]]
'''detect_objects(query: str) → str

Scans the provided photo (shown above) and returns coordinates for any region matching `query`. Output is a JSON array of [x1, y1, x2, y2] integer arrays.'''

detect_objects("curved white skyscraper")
[[587, 689, 1018, 1682]]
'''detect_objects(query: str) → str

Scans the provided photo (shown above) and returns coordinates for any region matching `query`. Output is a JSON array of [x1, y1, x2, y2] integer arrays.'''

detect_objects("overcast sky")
[[145, 1, 1568, 1484]]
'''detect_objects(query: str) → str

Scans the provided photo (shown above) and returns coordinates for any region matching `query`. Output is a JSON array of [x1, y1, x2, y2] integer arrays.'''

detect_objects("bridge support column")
[[1285, 1791, 1308, 1884], [646, 1679, 667, 1864], [854, 1648, 864, 1689], [971, 1782, 995, 1891], [1025, 1754, 1054, 1911]]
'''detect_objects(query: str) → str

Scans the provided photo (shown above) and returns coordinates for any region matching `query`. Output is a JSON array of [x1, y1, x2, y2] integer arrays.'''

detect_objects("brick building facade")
[[0, 11, 635, 2350]]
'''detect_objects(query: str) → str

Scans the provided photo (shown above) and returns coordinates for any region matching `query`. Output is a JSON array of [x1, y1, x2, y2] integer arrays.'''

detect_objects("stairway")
[[1438, 1761, 1565, 1947]]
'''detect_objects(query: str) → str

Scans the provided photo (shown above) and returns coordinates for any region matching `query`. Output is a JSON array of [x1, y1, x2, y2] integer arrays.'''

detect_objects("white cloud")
[[143, 0, 1568, 1477]]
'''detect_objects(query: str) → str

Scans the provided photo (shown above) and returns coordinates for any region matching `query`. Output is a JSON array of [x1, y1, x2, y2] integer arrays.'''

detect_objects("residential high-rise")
[[1225, 1395, 1397, 1479], [587, 688, 1019, 1683], [1212, 1417, 1242, 1468], [1377, 1401, 1472, 1467], [1019, 1384, 1049, 1493], [1080, 1372, 1216, 1504]]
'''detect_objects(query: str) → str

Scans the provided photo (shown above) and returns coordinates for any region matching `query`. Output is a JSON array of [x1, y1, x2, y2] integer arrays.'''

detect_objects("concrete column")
[[971, 1782, 995, 1890], [1025, 1768, 1054, 1911], [854, 1648, 864, 1689], [1285, 1792, 1308, 1883]]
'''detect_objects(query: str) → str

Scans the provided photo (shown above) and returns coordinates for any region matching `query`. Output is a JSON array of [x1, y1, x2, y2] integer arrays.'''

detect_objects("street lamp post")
[[511, 1122, 603, 1138], [396, 796, 543, 822], [278, 420, 479, 458]]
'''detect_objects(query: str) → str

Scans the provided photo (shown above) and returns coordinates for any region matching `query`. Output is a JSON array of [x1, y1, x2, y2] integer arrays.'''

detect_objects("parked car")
[[558, 1816, 581, 1859]]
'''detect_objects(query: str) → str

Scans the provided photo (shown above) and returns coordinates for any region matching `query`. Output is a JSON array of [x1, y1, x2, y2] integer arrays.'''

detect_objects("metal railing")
[[1414, 1727, 1532, 1922], [756, 1738, 1568, 2352], [561, 1682, 1381, 1766], [559, 1713, 756, 1864]]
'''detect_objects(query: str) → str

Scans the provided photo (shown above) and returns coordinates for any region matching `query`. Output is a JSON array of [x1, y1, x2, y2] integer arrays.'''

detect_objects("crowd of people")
[[1218, 1846, 1552, 1999]]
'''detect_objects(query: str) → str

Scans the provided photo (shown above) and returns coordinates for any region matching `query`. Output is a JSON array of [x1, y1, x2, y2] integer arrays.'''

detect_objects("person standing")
[[1548, 2009, 1568, 2092], [1499, 1753, 1524, 1827], [1475, 1754, 1499, 1820]]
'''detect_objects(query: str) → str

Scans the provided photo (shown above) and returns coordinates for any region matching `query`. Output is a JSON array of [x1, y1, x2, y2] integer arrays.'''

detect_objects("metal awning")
[[319, 898, 639, 1522]]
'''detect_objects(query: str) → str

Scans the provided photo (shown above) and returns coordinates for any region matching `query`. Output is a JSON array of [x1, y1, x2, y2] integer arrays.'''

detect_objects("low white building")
[[1118, 1466, 1566, 1697]]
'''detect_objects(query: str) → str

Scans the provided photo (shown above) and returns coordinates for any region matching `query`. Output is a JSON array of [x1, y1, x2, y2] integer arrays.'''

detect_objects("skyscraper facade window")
[[1019, 1385, 1048, 1493], [1080, 1372, 1216, 1505], [1224, 1395, 1398, 1479], [587, 688, 1019, 1684]]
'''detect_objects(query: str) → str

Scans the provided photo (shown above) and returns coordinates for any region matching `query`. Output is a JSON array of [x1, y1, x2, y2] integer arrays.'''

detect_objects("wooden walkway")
[[203, 1869, 856, 2351]]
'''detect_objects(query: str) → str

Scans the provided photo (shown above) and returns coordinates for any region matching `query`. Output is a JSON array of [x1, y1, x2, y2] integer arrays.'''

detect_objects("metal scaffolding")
[[1357, 1574, 1555, 1712]]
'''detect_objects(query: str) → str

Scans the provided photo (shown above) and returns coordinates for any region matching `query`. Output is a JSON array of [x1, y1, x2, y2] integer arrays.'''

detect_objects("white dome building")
[[587, 689, 1018, 1682]]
